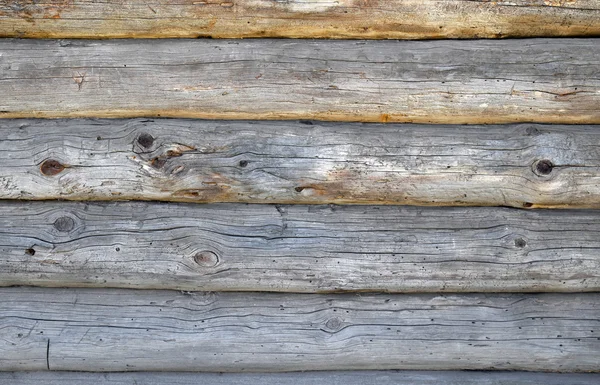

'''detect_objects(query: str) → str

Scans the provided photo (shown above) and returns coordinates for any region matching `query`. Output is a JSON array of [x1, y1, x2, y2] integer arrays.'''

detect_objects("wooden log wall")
[[0, 0, 599, 380]]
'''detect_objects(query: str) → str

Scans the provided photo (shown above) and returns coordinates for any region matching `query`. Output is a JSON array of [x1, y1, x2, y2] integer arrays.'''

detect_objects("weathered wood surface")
[[5, 119, 600, 208], [0, 39, 598, 124], [1, 288, 598, 372], [2, 201, 600, 293], [0, 0, 599, 39], [3, 371, 600, 385]]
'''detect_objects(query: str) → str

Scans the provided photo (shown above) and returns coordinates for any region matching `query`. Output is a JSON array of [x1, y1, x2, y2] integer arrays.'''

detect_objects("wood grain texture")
[[3, 119, 600, 208], [1, 201, 599, 293], [0, 0, 599, 39], [1, 288, 598, 372], [0, 39, 598, 124], [3, 371, 600, 385]]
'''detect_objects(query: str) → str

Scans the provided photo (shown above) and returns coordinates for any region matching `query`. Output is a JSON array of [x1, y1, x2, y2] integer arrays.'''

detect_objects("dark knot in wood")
[[193, 251, 219, 267], [137, 133, 155, 149], [54, 216, 75, 232], [40, 159, 65, 176], [533, 159, 554, 176], [514, 238, 527, 248]]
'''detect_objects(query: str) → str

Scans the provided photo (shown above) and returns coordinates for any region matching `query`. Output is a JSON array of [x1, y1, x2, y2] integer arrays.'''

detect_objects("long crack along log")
[[0, 0, 599, 39], [3, 119, 600, 208], [0, 39, 598, 124]]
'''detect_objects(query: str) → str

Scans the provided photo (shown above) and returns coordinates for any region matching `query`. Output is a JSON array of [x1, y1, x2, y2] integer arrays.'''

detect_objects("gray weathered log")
[[1, 0, 599, 39], [1, 201, 600, 293], [0, 39, 598, 124], [4, 119, 600, 208], [1, 288, 598, 372], [2, 371, 600, 385]]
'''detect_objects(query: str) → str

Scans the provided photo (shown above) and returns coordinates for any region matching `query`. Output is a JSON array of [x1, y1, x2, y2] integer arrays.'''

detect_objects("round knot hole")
[[40, 159, 65, 176], [533, 159, 553, 176], [193, 251, 219, 267], [53, 216, 75, 232], [137, 133, 155, 149], [238, 160, 248, 168]]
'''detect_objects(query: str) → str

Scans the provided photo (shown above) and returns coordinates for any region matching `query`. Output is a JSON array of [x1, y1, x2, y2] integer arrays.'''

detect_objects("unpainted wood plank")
[[1, 201, 600, 293], [2, 371, 600, 385], [0, 0, 599, 39], [1, 289, 598, 372], [0, 39, 598, 124], [3, 119, 600, 208]]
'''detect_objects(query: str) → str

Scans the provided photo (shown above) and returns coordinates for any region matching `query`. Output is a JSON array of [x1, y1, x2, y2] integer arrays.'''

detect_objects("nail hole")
[[137, 133, 155, 148], [523, 202, 533, 208], [238, 160, 248, 168], [533, 159, 553, 176], [40, 159, 65, 176], [25, 248, 35, 256], [295, 187, 305, 192]]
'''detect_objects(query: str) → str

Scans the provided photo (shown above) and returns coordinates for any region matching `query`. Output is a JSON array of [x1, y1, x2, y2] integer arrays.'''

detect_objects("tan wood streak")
[[0, 0, 599, 39]]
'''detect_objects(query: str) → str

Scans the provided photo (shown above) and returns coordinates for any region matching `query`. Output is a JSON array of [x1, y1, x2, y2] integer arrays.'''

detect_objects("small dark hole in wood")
[[40, 159, 65, 176], [137, 133, 155, 148], [534, 159, 553, 176], [295, 187, 305, 192], [299, 120, 313, 125], [514, 238, 527, 248], [96, 136, 102, 141], [522, 202, 533, 208], [25, 248, 35, 256], [238, 160, 248, 168]]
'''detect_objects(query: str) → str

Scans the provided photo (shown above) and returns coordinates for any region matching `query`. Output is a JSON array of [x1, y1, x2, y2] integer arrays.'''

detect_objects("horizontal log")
[[0, 39, 598, 124], [1, 201, 599, 293], [1, 288, 598, 372], [0, 1, 599, 39], [3, 119, 600, 208], [3, 371, 600, 385]]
